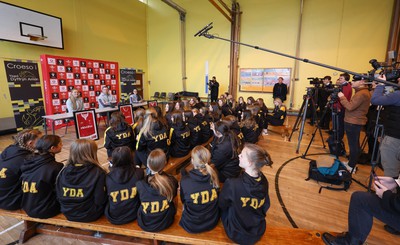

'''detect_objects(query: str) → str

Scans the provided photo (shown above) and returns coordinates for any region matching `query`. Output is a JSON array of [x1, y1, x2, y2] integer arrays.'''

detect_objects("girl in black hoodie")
[[180, 145, 220, 233], [0, 129, 42, 210], [219, 143, 273, 245], [56, 139, 107, 222], [104, 111, 135, 158], [21, 135, 63, 218], [183, 110, 201, 149], [136, 149, 178, 232], [169, 112, 191, 157], [195, 107, 212, 144], [135, 108, 169, 168], [240, 110, 261, 144], [105, 146, 144, 224], [210, 121, 241, 182]]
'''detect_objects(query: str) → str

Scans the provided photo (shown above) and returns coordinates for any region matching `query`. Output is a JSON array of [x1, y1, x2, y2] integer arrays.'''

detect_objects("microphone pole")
[[196, 26, 399, 88]]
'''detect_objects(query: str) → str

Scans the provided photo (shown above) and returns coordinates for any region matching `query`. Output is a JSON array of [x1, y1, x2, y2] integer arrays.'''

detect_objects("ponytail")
[[14, 128, 42, 152], [243, 143, 273, 171], [147, 149, 175, 201], [191, 146, 219, 189]]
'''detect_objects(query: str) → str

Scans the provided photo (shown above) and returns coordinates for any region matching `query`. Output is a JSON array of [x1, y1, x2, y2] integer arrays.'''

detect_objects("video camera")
[[307, 77, 323, 86], [368, 54, 400, 82]]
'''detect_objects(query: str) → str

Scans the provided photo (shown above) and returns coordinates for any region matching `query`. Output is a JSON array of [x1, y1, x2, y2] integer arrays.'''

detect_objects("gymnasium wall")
[[147, 0, 394, 109], [0, 0, 148, 132]]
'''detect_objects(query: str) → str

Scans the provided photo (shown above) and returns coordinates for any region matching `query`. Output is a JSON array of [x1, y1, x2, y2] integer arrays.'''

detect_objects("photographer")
[[333, 73, 352, 154], [322, 175, 400, 245], [318, 76, 333, 129], [338, 76, 371, 173], [209, 76, 219, 102], [371, 75, 400, 178]]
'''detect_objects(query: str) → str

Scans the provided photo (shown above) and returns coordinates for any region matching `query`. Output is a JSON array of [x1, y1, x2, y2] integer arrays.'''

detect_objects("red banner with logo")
[[119, 104, 134, 125], [40, 54, 119, 130]]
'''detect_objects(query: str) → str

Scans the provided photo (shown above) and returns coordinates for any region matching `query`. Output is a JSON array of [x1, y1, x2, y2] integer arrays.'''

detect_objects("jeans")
[[345, 122, 362, 168], [380, 136, 400, 177], [348, 191, 400, 243]]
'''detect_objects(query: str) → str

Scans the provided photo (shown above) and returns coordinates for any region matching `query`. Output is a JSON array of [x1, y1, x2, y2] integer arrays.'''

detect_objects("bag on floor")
[[327, 135, 345, 156], [306, 159, 352, 193]]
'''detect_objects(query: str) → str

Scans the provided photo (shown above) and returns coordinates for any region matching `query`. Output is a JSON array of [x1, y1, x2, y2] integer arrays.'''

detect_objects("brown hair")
[[14, 129, 42, 152], [243, 143, 273, 170], [240, 110, 256, 128], [147, 149, 175, 201], [67, 139, 100, 166], [111, 146, 134, 168], [191, 146, 219, 188], [35, 135, 61, 155], [109, 111, 126, 130]]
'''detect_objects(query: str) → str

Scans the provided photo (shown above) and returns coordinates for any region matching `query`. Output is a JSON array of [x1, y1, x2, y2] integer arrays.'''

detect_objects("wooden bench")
[[0, 208, 327, 244], [164, 137, 213, 175], [267, 124, 292, 138]]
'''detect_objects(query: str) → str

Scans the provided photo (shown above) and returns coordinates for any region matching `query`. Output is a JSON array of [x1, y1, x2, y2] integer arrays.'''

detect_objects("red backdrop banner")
[[40, 54, 119, 129]]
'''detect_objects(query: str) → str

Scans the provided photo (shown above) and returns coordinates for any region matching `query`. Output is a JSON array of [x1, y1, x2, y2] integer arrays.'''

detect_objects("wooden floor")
[[0, 116, 397, 245]]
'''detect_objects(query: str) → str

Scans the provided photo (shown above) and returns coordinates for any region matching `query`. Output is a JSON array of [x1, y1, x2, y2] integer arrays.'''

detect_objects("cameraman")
[[209, 76, 219, 102], [371, 75, 400, 178], [338, 76, 371, 173], [333, 73, 352, 154], [318, 76, 334, 129]]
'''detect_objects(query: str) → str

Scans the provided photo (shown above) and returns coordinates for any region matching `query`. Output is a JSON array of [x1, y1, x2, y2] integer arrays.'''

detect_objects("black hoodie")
[[105, 166, 144, 224], [104, 123, 135, 157], [135, 120, 169, 166], [195, 113, 212, 144], [21, 153, 63, 218], [186, 117, 201, 149], [219, 172, 270, 245], [210, 136, 241, 182], [56, 163, 107, 222], [0, 144, 32, 210], [136, 173, 178, 232], [179, 168, 220, 233], [169, 123, 191, 158]]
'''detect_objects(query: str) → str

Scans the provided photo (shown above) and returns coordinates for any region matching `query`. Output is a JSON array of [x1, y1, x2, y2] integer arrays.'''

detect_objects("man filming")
[[209, 76, 219, 102], [338, 75, 371, 173]]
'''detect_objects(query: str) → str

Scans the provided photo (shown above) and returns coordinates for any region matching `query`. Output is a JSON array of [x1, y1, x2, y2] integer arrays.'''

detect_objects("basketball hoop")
[[27, 34, 47, 41]]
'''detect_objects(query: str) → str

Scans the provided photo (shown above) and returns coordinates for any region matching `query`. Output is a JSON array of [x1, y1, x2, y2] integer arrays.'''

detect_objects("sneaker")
[[384, 225, 400, 235], [322, 232, 351, 245], [262, 129, 268, 135], [342, 162, 357, 174]]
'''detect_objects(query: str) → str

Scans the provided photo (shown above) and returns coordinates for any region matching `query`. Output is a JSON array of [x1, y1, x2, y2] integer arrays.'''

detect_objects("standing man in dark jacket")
[[272, 77, 288, 102], [209, 76, 219, 102]]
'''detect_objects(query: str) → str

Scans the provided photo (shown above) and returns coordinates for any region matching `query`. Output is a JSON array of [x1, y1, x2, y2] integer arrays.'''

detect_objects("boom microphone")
[[194, 22, 213, 37]]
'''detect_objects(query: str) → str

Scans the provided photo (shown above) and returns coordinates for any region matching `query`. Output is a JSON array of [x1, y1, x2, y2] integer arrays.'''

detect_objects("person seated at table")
[[169, 112, 191, 158], [135, 108, 169, 168], [0, 129, 42, 210], [21, 135, 63, 219], [179, 145, 220, 233], [266, 98, 286, 129], [56, 139, 107, 222], [104, 111, 136, 158], [98, 86, 116, 109], [219, 143, 272, 245], [129, 88, 143, 104], [136, 149, 178, 232], [105, 146, 144, 225], [66, 89, 84, 113]]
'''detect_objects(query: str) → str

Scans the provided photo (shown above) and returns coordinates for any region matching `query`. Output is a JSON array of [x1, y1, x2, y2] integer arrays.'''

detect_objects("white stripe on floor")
[[0, 221, 24, 235]]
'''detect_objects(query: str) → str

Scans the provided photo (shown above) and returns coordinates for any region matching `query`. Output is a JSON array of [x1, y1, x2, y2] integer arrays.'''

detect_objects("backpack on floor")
[[306, 159, 352, 193]]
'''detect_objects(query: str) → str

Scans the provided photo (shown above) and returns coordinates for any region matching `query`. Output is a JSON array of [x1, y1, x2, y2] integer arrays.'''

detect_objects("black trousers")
[[345, 122, 362, 168], [348, 191, 400, 243]]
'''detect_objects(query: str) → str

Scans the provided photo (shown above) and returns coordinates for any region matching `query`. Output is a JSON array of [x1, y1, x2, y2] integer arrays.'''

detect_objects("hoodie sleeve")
[[219, 178, 233, 210]]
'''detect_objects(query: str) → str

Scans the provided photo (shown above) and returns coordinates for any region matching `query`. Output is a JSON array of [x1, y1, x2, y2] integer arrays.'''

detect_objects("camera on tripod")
[[307, 77, 323, 86], [369, 55, 400, 82]]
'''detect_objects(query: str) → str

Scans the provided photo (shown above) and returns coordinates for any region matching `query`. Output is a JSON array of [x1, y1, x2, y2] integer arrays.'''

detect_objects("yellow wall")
[[147, 0, 394, 109], [0, 0, 148, 129]]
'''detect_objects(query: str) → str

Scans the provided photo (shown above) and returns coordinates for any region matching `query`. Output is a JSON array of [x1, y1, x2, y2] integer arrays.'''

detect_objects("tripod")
[[367, 106, 384, 192], [288, 87, 324, 153]]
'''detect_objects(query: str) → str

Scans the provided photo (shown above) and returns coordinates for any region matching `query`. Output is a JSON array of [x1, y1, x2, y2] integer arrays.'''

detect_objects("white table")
[[42, 102, 148, 135]]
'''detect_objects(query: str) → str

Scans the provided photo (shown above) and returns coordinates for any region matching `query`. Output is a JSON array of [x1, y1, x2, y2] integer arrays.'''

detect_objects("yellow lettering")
[[160, 200, 169, 212], [181, 131, 190, 139], [210, 189, 218, 202], [241, 197, 250, 207], [120, 189, 129, 201], [63, 187, 69, 196], [259, 198, 265, 208], [22, 181, 29, 193], [142, 202, 149, 214], [70, 188, 76, 197], [22, 181, 38, 193], [194, 126, 201, 132], [190, 193, 200, 204], [110, 191, 119, 203], [150, 201, 160, 213], [201, 191, 209, 204], [250, 199, 258, 209], [0, 168, 7, 178], [30, 182, 38, 193], [76, 189, 84, 197], [130, 187, 137, 199]]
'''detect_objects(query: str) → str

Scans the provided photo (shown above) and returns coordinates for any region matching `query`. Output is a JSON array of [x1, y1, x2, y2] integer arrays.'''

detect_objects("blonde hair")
[[67, 139, 100, 166], [139, 107, 158, 137], [69, 89, 80, 111], [14, 129, 42, 152], [191, 146, 219, 188], [274, 98, 283, 107], [147, 149, 175, 201]]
